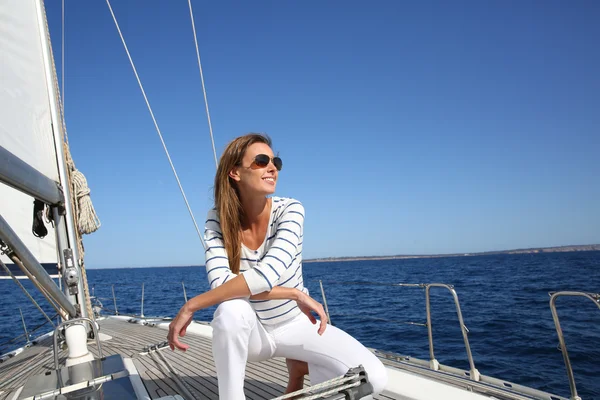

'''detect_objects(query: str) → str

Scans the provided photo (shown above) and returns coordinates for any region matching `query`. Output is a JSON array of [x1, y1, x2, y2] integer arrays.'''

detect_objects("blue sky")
[[45, 1, 599, 268]]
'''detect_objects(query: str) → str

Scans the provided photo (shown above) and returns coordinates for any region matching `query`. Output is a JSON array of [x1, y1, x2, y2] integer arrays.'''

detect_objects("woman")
[[168, 133, 387, 399]]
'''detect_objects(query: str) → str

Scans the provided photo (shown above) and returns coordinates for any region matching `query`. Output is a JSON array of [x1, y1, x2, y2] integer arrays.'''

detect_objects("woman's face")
[[231, 142, 281, 198]]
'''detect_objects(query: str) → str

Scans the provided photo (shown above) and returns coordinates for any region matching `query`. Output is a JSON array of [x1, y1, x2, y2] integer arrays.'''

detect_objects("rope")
[[105, 0, 206, 251], [271, 373, 360, 400], [293, 382, 360, 400], [149, 350, 198, 400], [157, 350, 198, 399], [187, 0, 218, 169], [70, 168, 101, 234]]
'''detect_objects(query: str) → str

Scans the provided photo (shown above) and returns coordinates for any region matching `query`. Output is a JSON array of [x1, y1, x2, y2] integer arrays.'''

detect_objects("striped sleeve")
[[204, 210, 235, 290], [242, 201, 304, 295]]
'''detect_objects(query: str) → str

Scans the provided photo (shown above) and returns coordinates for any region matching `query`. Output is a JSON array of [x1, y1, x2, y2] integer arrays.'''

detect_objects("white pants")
[[211, 299, 388, 400]]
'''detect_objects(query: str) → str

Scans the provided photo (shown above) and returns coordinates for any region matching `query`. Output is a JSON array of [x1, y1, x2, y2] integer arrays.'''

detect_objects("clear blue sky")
[[45, 1, 599, 268]]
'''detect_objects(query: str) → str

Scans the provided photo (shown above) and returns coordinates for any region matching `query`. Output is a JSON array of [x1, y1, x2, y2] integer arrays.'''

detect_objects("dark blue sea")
[[1, 252, 599, 399]]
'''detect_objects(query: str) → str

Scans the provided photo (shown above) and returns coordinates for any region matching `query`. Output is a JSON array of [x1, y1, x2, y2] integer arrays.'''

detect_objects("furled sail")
[[0, 0, 60, 272]]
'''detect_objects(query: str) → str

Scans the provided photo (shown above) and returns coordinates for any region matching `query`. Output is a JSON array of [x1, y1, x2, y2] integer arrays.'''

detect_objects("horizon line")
[[86, 243, 600, 270]]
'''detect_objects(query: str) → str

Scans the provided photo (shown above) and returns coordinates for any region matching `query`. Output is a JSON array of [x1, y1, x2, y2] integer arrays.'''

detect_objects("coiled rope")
[[70, 168, 101, 235]]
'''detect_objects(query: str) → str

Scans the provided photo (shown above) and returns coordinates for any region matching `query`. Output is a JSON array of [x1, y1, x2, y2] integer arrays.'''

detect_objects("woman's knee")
[[211, 299, 255, 333], [364, 357, 388, 395], [310, 355, 387, 395]]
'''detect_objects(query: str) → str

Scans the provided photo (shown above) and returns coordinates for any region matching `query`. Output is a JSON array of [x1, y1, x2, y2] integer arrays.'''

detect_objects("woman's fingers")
[[168, 322, 175, 350], [302, 307, 317, 324], [180, 315, 193, 337], [318, 315, 327, 335], [169, 327, 190, 351], [168, 314, 192, 351], [315, 304, 325, 321], [308, 301, 327, 335], [316, 304, 327, 335], [172, 336, 190, 351], [298, 295, 328, 335]]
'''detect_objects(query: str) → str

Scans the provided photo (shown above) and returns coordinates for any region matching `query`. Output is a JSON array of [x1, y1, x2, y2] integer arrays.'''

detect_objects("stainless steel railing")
[[317, 280, 480, 380], [549, 291, 600, 400], [425, 283, 480, 380]]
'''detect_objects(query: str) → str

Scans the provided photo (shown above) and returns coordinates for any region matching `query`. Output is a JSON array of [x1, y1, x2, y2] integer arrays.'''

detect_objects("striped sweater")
[[204, 197, 307, 325]]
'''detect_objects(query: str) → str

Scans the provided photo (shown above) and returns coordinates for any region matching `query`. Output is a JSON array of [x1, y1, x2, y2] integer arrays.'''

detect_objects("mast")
[[34, 0, 89, 321]]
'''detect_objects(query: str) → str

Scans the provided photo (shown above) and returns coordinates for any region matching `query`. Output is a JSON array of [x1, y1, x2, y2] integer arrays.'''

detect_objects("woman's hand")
[[296, 291, 328, 335], [167, 274, 253, 351], [167, 304, 194, 351]]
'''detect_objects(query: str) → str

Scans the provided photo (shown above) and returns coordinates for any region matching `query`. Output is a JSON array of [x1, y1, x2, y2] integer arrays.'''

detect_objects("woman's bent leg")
[[272, 315, 388, 395], [211, 299, 273, 399]]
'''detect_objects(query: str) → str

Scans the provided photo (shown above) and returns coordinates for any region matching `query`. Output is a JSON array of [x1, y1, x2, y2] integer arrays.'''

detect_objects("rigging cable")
[[105, 0, 206, 250], [187, 0, 219, 169], [0, 260, 55, 328], [61, 0, 64, 114]]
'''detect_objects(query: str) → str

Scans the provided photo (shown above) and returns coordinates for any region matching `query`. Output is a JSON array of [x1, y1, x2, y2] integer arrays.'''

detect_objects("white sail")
[[0, 0, 59, 268]]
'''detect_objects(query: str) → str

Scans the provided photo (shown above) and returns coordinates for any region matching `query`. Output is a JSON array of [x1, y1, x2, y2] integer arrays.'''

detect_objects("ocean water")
[[1, 251, 599, 399]]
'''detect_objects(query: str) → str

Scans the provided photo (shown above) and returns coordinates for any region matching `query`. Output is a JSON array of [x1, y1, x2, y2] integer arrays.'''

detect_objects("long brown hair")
[[214, 133, 272, 274]]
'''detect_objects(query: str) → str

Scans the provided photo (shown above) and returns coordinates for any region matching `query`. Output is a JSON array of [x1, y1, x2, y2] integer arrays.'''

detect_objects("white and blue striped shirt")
[[204, 197, 307, 325]]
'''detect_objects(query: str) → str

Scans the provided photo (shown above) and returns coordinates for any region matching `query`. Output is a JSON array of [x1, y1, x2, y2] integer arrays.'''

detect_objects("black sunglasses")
[[250, 154, 283, 171]]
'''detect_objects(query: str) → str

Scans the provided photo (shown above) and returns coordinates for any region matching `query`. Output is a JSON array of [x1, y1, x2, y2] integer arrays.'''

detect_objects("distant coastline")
[[303, 244, 600, 263], [82, 244, 600, 269]]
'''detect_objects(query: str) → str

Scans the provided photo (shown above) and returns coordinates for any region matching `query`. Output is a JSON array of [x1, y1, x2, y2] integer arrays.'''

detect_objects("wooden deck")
[[0, 317, 401, 400]]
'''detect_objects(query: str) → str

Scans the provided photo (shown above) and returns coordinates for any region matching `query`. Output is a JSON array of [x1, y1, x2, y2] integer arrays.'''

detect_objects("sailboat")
[[1, 1, 598, 399]]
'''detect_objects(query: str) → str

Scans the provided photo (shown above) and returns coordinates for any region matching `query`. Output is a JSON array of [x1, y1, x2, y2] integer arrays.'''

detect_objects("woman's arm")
[[167, 274, 327, 351], [204, 212, 236, 289], [250, 286, 299, 301], [187, 273, 251, 312], [242, 201, 305, 295]]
